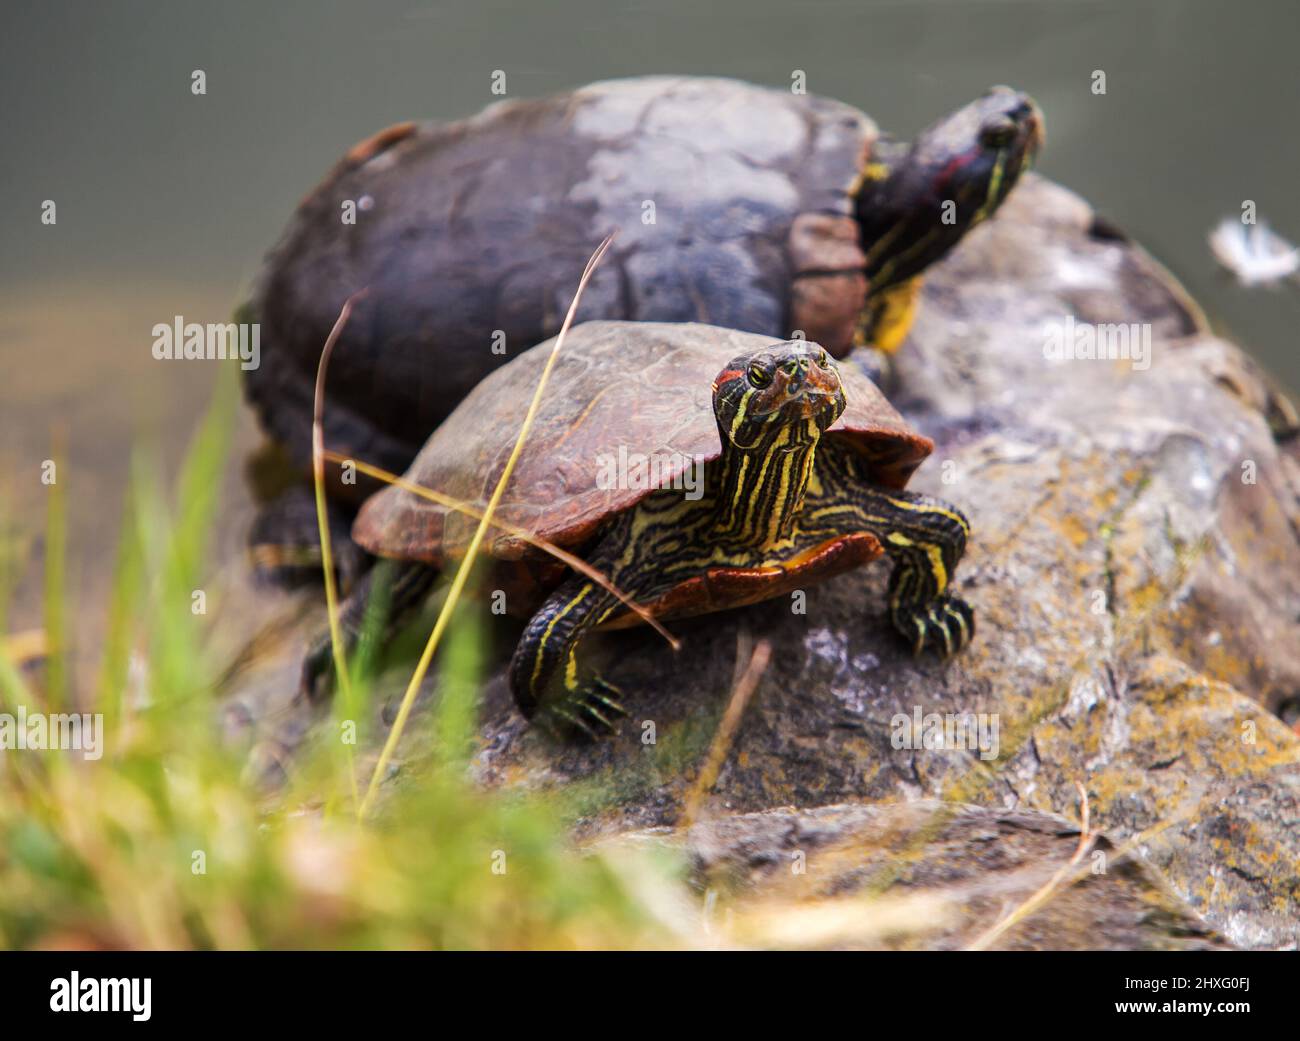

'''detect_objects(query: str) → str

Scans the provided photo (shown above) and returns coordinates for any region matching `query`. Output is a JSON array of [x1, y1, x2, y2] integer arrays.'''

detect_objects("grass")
[[350, 235, 620, 815], [0, 362, 692, 951]]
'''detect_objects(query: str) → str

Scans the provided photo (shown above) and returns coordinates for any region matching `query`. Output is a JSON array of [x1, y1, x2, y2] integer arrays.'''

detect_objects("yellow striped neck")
[[712, 418, 820, 547]]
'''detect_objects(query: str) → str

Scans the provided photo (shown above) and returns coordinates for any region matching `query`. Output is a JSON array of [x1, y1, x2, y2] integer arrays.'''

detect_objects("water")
[[2, 0, 1297, 633]]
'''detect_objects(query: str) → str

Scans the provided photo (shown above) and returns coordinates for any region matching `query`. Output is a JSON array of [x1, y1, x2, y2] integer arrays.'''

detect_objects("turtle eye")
[[747, 363, 772, 388], [980, 118, 1017, 150]]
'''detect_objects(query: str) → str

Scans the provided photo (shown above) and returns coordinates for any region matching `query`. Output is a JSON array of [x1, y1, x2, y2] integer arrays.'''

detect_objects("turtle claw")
[[541, 704, 598, 741], [892, 595, 975, 660], [538, 675, 629, 741]]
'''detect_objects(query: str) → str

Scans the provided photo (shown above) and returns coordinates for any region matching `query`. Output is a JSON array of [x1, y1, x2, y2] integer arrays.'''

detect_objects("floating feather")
[[1208, 218, 1300, 287]]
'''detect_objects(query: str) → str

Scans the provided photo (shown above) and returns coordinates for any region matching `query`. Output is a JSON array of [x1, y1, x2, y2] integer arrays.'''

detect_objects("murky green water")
[[3, 0, 1297, 636]]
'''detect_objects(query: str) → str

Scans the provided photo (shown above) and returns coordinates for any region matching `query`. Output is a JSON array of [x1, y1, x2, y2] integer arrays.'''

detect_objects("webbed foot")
[[892, 594, 975, 659], [536, 675, 629, 741]]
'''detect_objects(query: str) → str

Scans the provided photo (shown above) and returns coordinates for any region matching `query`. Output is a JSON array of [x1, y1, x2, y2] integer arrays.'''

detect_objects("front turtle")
[[302, 321, 973, 736], [244, 76, 1042, 491]]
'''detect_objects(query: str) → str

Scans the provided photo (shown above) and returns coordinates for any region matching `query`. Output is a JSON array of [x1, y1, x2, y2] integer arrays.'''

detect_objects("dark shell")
[[352, 322, 930, 565], [244, 77, 876, 476]]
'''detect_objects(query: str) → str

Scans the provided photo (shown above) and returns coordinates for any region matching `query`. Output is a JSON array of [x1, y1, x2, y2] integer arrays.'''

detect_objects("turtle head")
[[855, 86, 1044, 291], [712, 340, 846, 451]]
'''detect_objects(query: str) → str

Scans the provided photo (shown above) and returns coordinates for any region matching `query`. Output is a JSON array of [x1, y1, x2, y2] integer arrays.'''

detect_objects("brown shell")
[[244, 77, 876, 477], [353, 322, 931, 566]]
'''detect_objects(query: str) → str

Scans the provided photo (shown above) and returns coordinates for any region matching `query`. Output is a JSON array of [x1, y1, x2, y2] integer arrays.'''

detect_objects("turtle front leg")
[[807, 467, 974, 657], [880, 507, 975, 659], [867, 487, 973, 657], [508, 576, 630, 739], [857, 276, 923, 355]]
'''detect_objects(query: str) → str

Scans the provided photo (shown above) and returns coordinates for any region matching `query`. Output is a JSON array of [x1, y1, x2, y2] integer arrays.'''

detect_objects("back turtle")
[[242, 76, 1041, 510], [301, 321, 974, 738]]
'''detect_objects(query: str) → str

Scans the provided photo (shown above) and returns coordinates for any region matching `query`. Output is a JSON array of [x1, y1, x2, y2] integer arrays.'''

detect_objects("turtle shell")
[[353, 322, 931, 567], [244, 77, 877, 477]]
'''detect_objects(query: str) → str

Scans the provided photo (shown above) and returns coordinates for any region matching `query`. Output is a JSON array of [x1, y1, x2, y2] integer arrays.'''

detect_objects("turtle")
[[246, 484, 365, 590], [300, 321, 974, 738], [241, 76, 1040, 582]]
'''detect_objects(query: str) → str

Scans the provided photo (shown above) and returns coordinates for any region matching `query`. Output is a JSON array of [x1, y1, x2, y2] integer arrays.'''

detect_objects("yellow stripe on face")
[[972, 153, 1006, 227], [729, 388, 754, 443]]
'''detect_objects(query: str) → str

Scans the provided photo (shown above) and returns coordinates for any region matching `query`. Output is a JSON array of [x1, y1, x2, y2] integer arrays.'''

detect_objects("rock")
[[625, 800, 1228, 950], [246, 175, 1300, 949]]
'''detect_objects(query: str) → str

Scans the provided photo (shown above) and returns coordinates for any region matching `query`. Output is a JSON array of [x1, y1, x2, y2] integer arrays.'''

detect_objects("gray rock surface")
[[641, 800, 1228, 950]]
